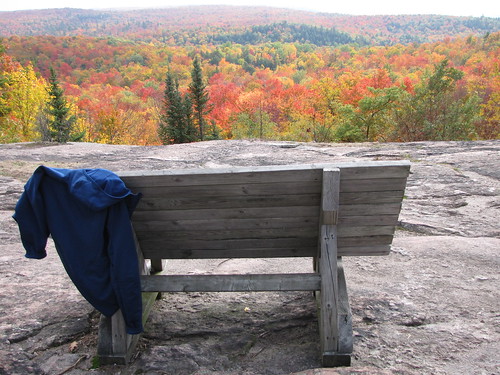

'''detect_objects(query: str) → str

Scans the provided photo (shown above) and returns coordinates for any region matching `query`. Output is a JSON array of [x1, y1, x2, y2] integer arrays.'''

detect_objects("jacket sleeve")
[[13, 182, 50, 260], [106, 201, 144, 335]]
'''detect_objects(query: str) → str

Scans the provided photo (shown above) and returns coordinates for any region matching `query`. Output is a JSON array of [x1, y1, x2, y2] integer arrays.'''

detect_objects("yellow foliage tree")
[[8, 64, 48, 141]]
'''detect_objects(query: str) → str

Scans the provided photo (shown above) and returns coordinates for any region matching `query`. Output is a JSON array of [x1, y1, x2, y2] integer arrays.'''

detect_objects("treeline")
[[206, 22, 369, 47], [1, 7, 499, 46], [155, 23, 366, 48], [1, 32, 499, 145]]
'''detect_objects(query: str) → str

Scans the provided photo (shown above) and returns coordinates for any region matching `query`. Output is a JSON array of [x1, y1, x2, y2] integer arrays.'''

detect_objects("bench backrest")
[[118, 161, 410, 260]]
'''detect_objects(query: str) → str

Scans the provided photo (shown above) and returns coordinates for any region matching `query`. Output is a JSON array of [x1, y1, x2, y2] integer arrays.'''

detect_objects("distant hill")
[[0, 5, 499, 45]]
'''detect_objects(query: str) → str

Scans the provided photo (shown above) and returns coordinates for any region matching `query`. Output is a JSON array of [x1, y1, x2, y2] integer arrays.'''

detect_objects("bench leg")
[[150, 259, 166, 273], [97, 289, 160, 365], [151, 259, 167, 299], [318, 225, 353, 367], [97, 233, 161, 365], [97, 309, 138, 365], [336, 259, 353, 354], [321, 258, 353, 366]]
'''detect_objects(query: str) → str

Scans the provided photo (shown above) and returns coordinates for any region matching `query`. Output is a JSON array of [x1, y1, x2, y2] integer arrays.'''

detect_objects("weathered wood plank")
[[132, 217, 319, 232], [320, 259, 353, 366], [340, 203, 402, 216], [339, 225, 395, 237], [136, 194, 320, 211], [134, 225, 394, 242], [132, 206, 319, 221], [137, 236, 393, 258], [136, 181, 320, 198], [132, 204, 400, 222], [138, 245, 391, 259], [338, 215, 399, 226], [128, 177, 406, 199], [339, 163, 410, 180], [338, 245, 392, 256], [138, 237, 318, 251], [133, 215, 397, 233], [135, 226, 318, 241], [340, 178, 408, 192], [321, 168, 340, 225], [338, 235, 394, 247], [141, 273, 321, 292], [140, 247, 319, 259], [317, 260, 353, 366], [318, 167, 341, 357], [340, 190, 404, 204], [336, 258, 353, 354], [118, 161, 410, 185], [135, 190, 404, 211], [121, 168, 323, 187], [319, 225, 339, 355]]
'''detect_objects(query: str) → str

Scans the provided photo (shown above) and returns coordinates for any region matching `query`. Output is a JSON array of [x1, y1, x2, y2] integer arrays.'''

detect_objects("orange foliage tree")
[[3, 31, 498, 144]]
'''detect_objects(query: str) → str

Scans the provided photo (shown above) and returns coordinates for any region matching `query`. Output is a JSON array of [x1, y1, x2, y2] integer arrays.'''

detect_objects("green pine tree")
[[158, 70, 197, 144], [189, 56, 213, 141], [47, 67, 76, 143]]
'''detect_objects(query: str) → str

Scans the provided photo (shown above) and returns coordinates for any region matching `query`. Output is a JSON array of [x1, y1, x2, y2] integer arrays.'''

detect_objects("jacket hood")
[[30, 166, 141, 213]]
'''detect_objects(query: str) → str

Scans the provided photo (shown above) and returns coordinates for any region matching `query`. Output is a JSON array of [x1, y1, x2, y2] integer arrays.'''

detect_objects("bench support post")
[[97, 310, 137, 365], [318, 168, 353, 366], [97, 231, 161, 365]]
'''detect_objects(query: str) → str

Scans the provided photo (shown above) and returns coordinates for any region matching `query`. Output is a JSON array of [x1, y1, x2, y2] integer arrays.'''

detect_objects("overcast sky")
[[0, 0, 498, 17]]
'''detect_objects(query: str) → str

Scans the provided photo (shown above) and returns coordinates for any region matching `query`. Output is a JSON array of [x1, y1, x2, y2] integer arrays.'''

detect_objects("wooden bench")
[[97, 161, 410, 366]]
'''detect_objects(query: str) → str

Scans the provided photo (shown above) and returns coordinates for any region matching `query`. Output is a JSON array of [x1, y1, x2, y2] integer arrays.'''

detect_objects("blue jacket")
[[13, 166, 143, 334]]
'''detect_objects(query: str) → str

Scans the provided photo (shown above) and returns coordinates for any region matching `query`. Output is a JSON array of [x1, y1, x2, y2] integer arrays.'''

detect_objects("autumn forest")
[[0, 6, 499, 145]]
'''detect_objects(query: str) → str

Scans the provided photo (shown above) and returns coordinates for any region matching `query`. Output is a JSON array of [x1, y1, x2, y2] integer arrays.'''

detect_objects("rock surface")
[[0, 140, 498, 375]]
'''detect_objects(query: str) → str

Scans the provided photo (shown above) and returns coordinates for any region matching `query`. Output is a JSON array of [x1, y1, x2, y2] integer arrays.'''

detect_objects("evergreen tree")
[[182, 93, 196, 141], [46, 67, 76, 143], [189, 56, 212, 141], [158, 70, 196, 144]]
